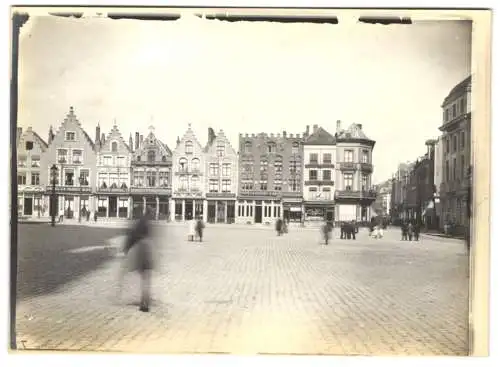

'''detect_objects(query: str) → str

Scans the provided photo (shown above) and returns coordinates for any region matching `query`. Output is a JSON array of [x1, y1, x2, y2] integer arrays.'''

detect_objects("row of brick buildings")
[[389, 75, 472, 233], [15, 107, 377, 225]]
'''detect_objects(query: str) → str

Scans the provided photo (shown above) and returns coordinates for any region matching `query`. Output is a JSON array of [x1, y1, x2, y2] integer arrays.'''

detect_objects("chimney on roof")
[[95, 123, 101, 146], [135, 132, 139, 150], [313, 124, 318, 133], [129, 134, 133, 151], [336, 120, 341, 133], [356, 123, 363, 130], [101, 133, 105, 146], [48, 126, 54, 144], [306, 125, 310, 136], [176, 136, 181, 145], [139, 134, 144, 148], [208, 127, 216, 144]]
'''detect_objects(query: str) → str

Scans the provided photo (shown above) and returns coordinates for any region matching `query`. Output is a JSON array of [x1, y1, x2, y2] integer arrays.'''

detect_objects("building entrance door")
[[64, 197, 74, 219], [255, 205, 263, 223], [185, 200, 193, 220], [207, 201, 216, 223], [24, 197, 33, 216], [109, 196, 118, 217]]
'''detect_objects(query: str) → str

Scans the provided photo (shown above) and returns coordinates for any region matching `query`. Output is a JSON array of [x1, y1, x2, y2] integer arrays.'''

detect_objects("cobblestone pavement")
[[15, 224, 470, 355]]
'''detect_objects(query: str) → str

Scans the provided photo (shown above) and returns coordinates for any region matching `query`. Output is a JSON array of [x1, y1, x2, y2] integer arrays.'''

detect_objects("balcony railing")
[[305, 163, 335, 168], [130, 186, 172, 195], [360, 163, 373, 172], [339, 162, 356, 171], [97, 186, 130, 193], [45, 185, 92, 194], [238, 190, 282, 198], [335, 190, 377, 200], [305, 180, 334, 186]]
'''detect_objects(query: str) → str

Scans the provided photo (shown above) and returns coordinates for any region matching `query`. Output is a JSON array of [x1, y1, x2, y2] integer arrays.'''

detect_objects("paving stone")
[[16, 224, 469, 355]]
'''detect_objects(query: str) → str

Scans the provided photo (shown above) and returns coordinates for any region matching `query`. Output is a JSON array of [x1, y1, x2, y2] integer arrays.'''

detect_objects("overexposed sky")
[[18, 14, 471, 183]]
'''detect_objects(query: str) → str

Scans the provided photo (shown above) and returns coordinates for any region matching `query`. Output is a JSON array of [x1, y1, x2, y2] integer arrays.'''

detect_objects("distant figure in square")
[[350, 220, 358, 240], [58, 207, 64, 223], [413, 221, 420, 241], [401, 221, 408, 241], [94, 210, 98, 222], [321, 220, 332, 245], [340, 222, 346, 239], [195, 217, 205, 242], [188, 218, 196, 242], [275, 218, 284, 236], [408, 222, 414, 241]]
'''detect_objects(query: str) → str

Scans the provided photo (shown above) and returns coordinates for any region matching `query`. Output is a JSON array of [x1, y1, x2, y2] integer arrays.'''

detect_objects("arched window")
[[111, 142, 118, 152], [179, 157, 188, 172], [191, 158, 200, 172], [162, 155, 167, 162], [147, 150, 155, 162], [244, 141, 252, 153], [292, 141, 299, 154], [185, 141, 193, 154]]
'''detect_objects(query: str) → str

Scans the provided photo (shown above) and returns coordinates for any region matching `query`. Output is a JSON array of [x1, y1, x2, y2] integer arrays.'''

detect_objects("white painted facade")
[[302, 144, 336, 202]]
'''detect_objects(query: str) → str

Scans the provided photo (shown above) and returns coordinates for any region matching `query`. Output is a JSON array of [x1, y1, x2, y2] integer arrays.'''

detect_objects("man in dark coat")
[[340, 222, 346, 239], [195, 217, 205, 242], [123, 208, 154, 312], [413, 221, 420, 241], [322, 221, 331, 245], [350, 220, 357, 240], [276, 218, 283, 236], [401, 221, 408, 241]]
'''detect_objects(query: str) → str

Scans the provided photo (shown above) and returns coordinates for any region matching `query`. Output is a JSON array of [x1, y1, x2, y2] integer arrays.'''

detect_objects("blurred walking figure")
[[321, 220, 333, 245], [275, 218, 284, 236], [187, 218, 196, 241], [195, 217, 205, 242], [119, 207, 154, 312]]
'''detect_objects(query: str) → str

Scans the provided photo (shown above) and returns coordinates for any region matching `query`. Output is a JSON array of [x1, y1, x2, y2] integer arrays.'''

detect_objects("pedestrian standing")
[[121, 208, 154, 312], [413, 221, 420, 241], [408, 222, 414, 241], [401, 221, 408, 241], [275, 218, 283, 236], [351, 220, 357, 240], [187, 218, 196, 242], [340, 222, 345, 239], [195, 217, 205, 242], [321, 221, 331, 245]]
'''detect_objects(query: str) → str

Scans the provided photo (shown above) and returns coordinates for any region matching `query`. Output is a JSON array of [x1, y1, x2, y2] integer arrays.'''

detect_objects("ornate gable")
[[17, 127, 48, 155], [133, 127, 172, 163], [100, 124, 132, 154], [51, 106, 95, 150], [174, 124, 203, 155], [205, 129, 237, 157]]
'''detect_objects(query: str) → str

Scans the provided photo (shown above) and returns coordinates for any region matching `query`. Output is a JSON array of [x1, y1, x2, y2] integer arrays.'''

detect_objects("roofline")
[[336, 138, 376, 148]]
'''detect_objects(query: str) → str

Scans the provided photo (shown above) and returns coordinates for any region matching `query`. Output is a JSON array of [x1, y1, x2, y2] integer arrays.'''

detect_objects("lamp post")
[[50, 164, 58, 227]]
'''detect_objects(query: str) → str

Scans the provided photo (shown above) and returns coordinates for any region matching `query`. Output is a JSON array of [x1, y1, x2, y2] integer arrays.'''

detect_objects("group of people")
[[188, 217, 206, 242], [401, 220, 421, 241], [275, 218, 289, 236]]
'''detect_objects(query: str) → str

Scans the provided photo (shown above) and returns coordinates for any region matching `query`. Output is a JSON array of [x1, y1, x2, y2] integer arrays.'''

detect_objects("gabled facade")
[[204, 128, 238, 223], [16, 127, 48, 218], [130, 126, 173, 220], [170, 124, 205, 221], [302, 124, 337, 223], [40, 106, 97, 220], [95, 124, 133, 218], [334, 121, 376, 223]]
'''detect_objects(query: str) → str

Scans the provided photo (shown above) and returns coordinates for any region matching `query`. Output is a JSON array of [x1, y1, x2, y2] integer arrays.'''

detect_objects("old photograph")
[[10, 7, 491, 356]]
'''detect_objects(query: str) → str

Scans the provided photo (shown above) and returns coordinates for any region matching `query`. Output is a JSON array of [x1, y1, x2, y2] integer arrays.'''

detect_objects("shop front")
[[18, 186, 45, 218], [303, 201, 336, 224], [236, 191, 282, 225], [282, 193, 303, 223], [171, 190, 204, 221], [45, 185, 93, 220], [130, 187, 171, 220], [206, 193, 236, 224]]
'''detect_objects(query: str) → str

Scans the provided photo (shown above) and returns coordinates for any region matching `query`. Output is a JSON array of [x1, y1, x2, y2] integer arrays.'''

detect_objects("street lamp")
[[50, 164, 58, 227]]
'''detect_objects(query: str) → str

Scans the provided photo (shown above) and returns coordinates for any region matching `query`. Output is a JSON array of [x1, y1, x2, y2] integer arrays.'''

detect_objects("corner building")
[[236, 131, 304, 224], [334, 122, 376, 223]]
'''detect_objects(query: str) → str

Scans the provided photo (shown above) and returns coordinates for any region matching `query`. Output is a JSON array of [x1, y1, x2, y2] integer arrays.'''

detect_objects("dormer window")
[[111, 142, 118, 152], [162, 156, 167, 162], [185, 141, 193, 154]]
